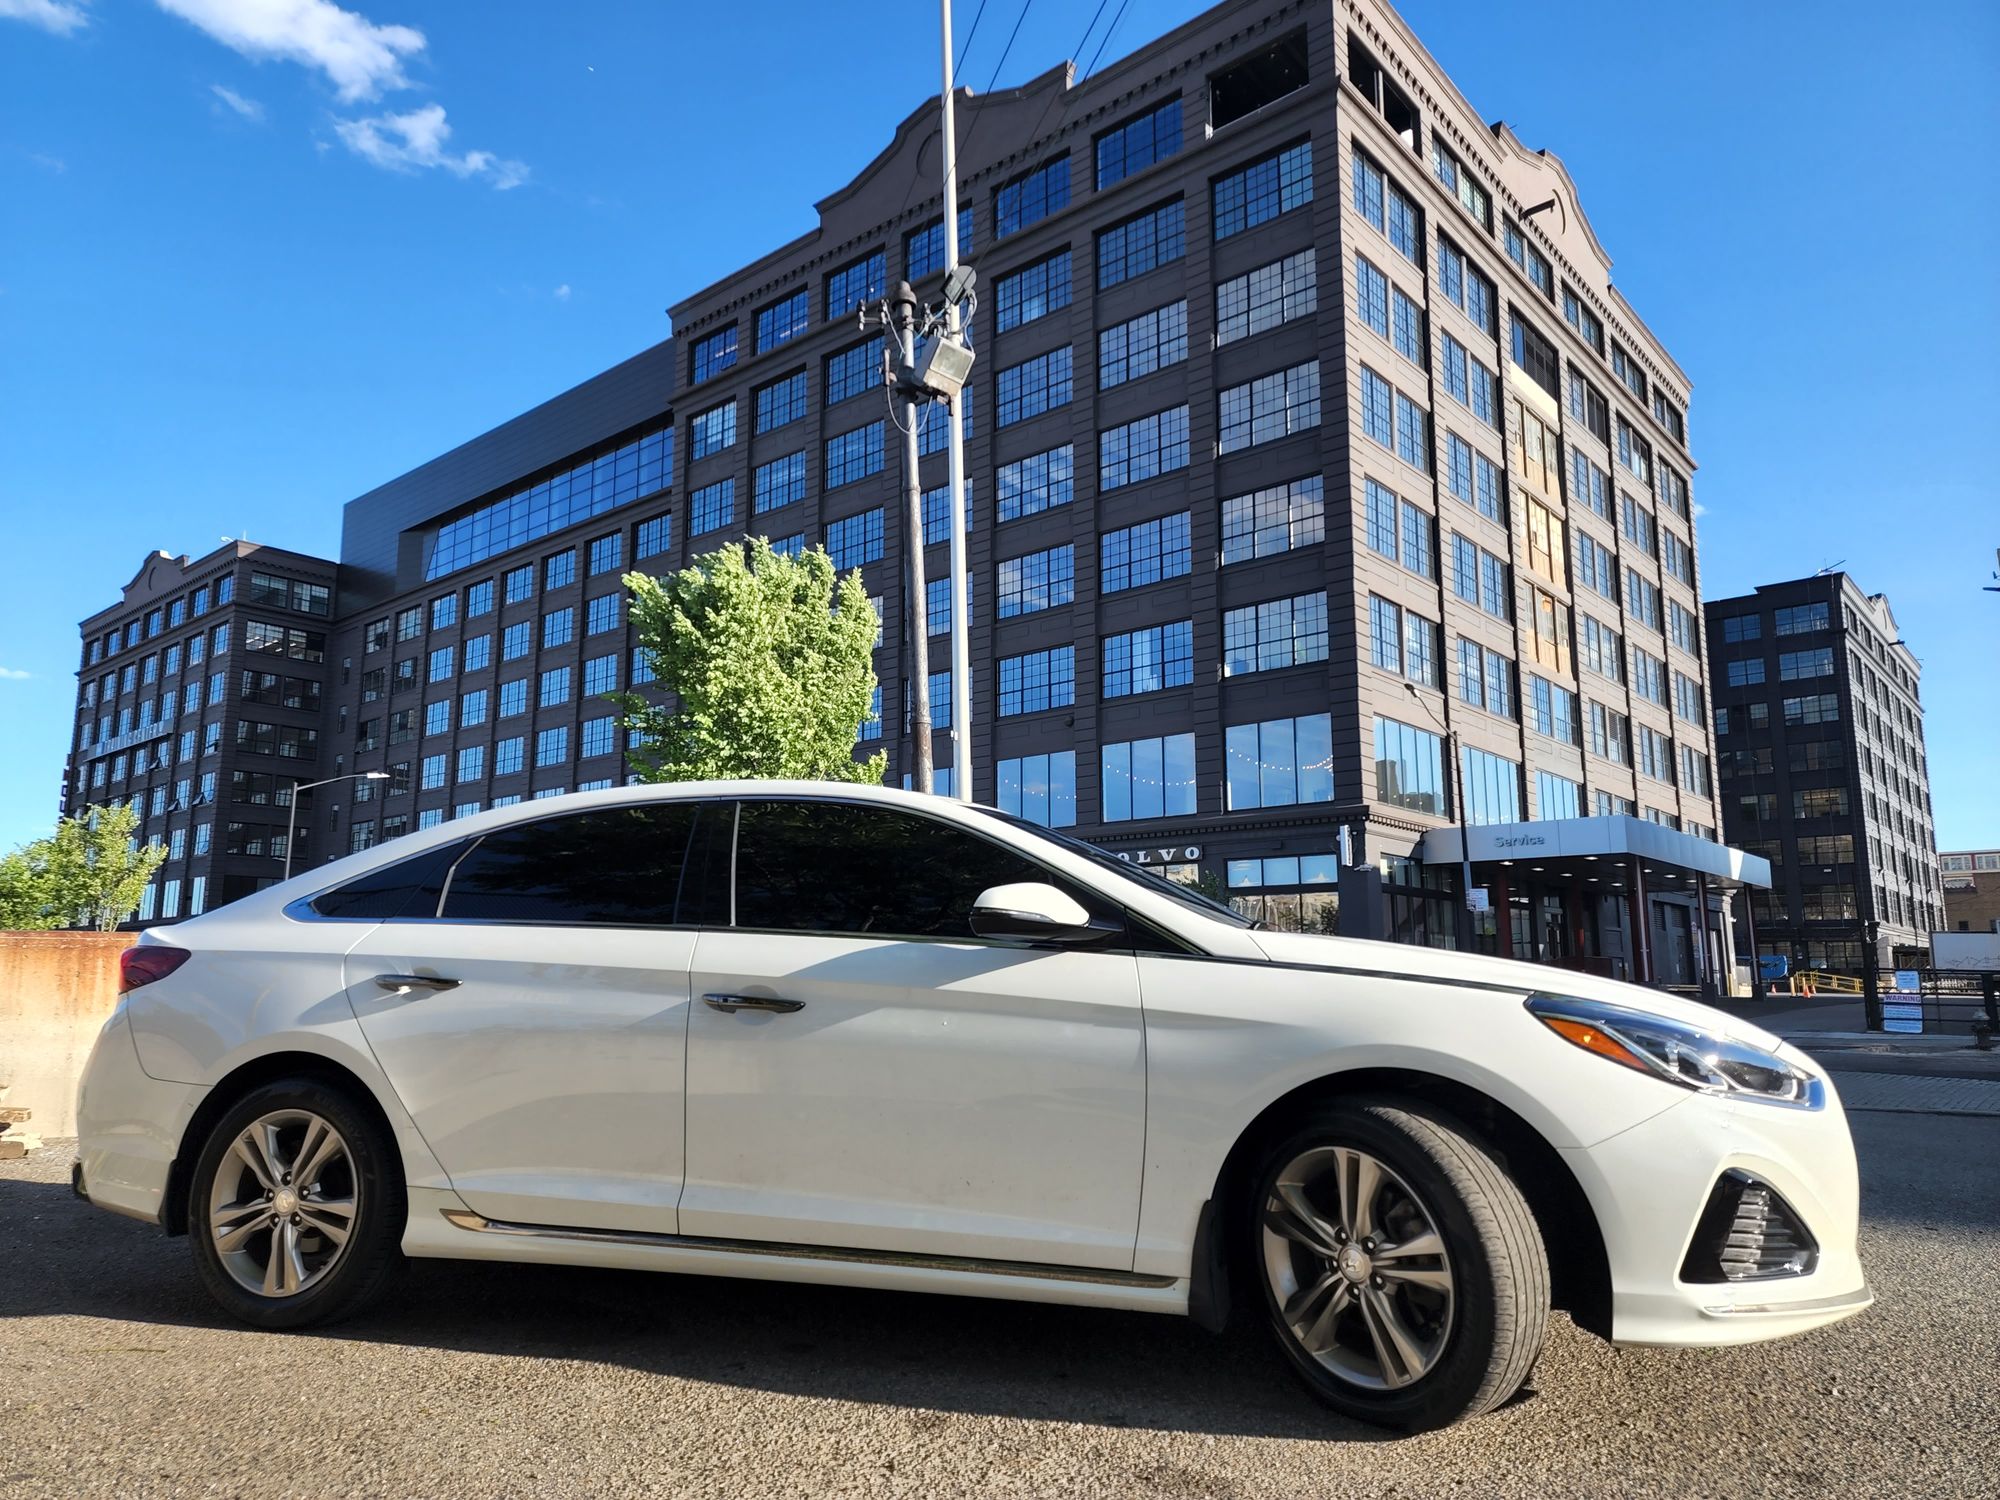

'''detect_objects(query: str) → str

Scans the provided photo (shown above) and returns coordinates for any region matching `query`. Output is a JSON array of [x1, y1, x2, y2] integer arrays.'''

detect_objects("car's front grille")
[[1679, 1170, 1819, 1283]]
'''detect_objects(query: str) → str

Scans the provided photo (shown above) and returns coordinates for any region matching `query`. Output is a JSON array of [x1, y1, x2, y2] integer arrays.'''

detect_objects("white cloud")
[[210, 83, 266, 121], [334, 103, 527, 189], [0, 0, 89, 35], [0, 667, 31, 681], [154, 0, 424, 103], [553, 283, 571, 302]]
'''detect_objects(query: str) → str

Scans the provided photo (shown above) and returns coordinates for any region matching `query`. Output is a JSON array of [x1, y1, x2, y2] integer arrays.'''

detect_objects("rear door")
[[680, 798, 1149, 1270], [341, 800, 724, 1234]]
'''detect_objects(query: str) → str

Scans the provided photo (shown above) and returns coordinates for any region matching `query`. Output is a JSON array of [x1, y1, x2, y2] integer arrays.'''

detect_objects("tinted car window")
[[733, 800, 1102, 940], [440, 804, 700, 925], [309, 841, 467, 920]]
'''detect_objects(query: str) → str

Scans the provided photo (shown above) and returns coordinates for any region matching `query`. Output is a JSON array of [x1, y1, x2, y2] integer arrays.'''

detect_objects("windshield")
[[971, 806, 1255, 928]]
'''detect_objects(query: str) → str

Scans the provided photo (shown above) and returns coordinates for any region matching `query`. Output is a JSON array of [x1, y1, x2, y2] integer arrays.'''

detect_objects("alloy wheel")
[[206, 1109, 359, 1298], [1259, 1144, 1455, 1390]]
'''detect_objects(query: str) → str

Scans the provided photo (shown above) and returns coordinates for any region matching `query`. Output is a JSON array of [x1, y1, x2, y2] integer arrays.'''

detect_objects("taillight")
[[119, 945, 191, 993]]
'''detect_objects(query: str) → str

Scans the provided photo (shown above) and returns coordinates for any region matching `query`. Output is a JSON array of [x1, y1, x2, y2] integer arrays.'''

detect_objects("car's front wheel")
[[188, 1078, 405, 1329], [1250, 1097, 1549, 1431]]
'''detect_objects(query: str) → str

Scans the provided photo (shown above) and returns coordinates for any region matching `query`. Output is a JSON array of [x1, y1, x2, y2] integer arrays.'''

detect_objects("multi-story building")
[[64, 542, 340, 919], [1941, 849, 2000, 935], [65, 0, 1764, 988], [1706, 574, 1942, 974]]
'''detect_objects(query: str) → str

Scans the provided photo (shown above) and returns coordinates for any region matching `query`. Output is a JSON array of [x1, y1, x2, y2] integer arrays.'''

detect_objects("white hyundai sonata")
[[75, 781, 1869, 1430]]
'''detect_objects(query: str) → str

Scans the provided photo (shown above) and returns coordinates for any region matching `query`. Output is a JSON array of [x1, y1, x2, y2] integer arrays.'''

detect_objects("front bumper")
[[1563, 1073, 1871, 1347]]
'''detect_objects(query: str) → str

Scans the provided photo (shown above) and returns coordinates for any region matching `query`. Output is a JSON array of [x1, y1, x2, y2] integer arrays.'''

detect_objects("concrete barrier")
[[0, 931, 134, 1139]]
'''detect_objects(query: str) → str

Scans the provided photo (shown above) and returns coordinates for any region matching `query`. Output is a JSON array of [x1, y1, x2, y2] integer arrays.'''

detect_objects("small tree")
[[9, 805, 170, 931], [612, 538, 886, 784]]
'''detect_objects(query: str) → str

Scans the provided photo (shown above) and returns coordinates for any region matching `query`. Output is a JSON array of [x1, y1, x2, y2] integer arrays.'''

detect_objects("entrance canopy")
[[1419, 816, 1773, 892]]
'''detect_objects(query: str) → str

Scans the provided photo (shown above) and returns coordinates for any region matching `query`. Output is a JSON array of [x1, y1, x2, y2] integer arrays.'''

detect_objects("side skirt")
[[402, 1207, 1190, 1317]]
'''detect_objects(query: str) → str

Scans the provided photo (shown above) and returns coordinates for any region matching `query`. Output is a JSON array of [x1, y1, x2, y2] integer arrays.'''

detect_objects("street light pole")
[[1406, 683, 1476, 952], [938, 0, 972, 801], [285, 771, 388, 880]]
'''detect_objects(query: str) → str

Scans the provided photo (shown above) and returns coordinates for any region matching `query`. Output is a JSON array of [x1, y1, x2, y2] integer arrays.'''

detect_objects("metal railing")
[[1873, 971, 2000, 1040]]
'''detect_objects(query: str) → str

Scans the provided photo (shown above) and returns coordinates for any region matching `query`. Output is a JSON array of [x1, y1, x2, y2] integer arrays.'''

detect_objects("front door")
[[342, 801, 713, 1234], [680, 799, 1149, 1271]]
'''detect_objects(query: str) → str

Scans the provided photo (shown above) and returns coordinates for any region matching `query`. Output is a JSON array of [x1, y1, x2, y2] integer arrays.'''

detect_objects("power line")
[[954, 0, 990, 79], [1081, 0, 1133, 80]]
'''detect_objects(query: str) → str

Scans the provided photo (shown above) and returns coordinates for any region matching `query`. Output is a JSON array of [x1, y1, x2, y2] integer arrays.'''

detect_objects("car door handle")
[[374, 973, 461, 993], [703, 993, 805, 1014]]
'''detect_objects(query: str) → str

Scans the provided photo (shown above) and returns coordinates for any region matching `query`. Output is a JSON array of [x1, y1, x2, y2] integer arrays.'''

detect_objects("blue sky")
[[2, 0, 1995, 854]]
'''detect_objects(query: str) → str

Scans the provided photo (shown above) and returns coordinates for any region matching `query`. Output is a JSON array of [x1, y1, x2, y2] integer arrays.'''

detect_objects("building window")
[[1535, 770, 1581, 820], [1588, 701, 1632, 764], [539, 666, 571, 709], [998, 752, 1077, 828], [691, 324, 738, 383], [1221, 476, 1323, 563], [1437, 237, 1495, 333], [1780, 647, 1835, 680], [1365, 480, 1434, 580], [996, 545, 1074, 618], [1103, 621, 1194, 697], [1095, 98, 1182, 188], [1616, 417, 1653, 482], [1561, 287, 1603, 352], [757, 289, 810, 353], [1775, 602, 1830, 636], [825, 508, 885, 571], [1369, 596, 1440, 688], [1098, 301, 1188, 388], [1456, 638, 1516, 720], [922, 480, 975, 545], [826, 339, 884, 408], [586, 594, 620, 636], [1101, 733, 1196, 822], [1096, 198, 1185, 289], [1226, 713, 1333, 810], [1530, 676, 1579, 744], [925, 574, 972, 636], [689, 401, 737, 460], [1216, 249, 1317, 345], [916, 385, 974, 456], [1446, 534, 1509, 620], [542, 607, 574, 649], [581, 716, 616, 759], [997, 346, 1074, 427], [427, 646, 454, 683], [535, 726, 569, 767], [1460, 746, 1522, 825], [419, 753, 447, 791], [1100, 511, 1191, 592], [461, 687, 490, 727], [1576, 531, 1618, 602], [1099, 405, 1190, 490], [994, 250, 1072, 332], [466, 580, 494, 617], [690, 479, 734, 536], [1725, 658, 1766, 687], [1505, 220, 1553, 296], [996, 445, 1074, 523], [1508, 317, 1558, 399], [1224, 593, 1328, 676], [504, 564, 535, 605], [749, 450, 806, 515], [1611, 341, 1648, 401], [1440, 334, 1498, 427], [1213, 140, 1312, 240], [826, 250, 886, 320], [456, 745, 486, 784], [753, 371, 810, 435], [428, 593, 457, 631], [544, 549, 577, 591], [1721, 613, 1763, 643], [1355, 253, 1389, 338], [636, 513, 672, 560], [824, 424, 885, 489], [1625, 569, 1662, 632], [494, 736, 525, 776], [995, 156, 1069, 238], [1581, 615, 1625, 683], [425, 427, 671, 582], [997, 646, 1076, 716], [1430, 139, 1491, 229], [1218, 361, 1320, 453], [905, 208, 975, 281]]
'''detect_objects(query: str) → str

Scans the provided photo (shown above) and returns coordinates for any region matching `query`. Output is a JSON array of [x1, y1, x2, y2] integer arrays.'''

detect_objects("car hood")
[[1245, 928, 1786, 1050]]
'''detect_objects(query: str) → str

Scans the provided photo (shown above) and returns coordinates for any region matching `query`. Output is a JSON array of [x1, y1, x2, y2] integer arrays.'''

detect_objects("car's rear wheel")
[[188, 1078, 404, 1329], [1250, 1097, 1548, 1431]]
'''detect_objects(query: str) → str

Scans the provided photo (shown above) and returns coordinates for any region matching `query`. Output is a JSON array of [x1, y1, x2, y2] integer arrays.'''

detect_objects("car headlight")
[[1525, 995, 1822, 1108]]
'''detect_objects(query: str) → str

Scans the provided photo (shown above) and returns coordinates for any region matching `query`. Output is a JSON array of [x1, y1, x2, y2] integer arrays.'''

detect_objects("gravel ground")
[[2, 1112, 1996, 1500]]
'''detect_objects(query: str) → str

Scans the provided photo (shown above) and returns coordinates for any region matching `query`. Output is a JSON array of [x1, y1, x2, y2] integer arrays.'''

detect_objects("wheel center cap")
[[272, 1188, 299, 1216], [1337, 1243, 1373, 1283]]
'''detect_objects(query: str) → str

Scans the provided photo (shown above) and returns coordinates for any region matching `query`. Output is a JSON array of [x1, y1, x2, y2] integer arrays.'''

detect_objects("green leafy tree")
[[612, 538, 886, 784], [0, 805, 168, 931]]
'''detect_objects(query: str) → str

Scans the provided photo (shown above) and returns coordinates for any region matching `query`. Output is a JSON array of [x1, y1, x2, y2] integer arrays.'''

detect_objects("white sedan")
[[75, 782, 1869, 1430]]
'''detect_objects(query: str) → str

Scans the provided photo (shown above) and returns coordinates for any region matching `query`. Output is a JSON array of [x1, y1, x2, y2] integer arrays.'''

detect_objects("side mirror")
[[969, 882, 1121, 945]]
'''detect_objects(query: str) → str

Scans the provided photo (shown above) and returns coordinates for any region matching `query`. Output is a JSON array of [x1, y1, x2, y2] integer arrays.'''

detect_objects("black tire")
[[187, 1077, 406, 1330], [1248, 1097, 1549, 1432]]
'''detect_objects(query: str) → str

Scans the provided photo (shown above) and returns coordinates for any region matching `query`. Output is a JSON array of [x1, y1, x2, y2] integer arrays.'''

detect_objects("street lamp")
[[285, 771, 389, 879], [1405, 682, 1476, 952]]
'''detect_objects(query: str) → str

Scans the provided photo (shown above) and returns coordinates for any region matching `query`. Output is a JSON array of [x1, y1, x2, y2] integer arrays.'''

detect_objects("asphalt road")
[[3, 1110, 1996, 1500]]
